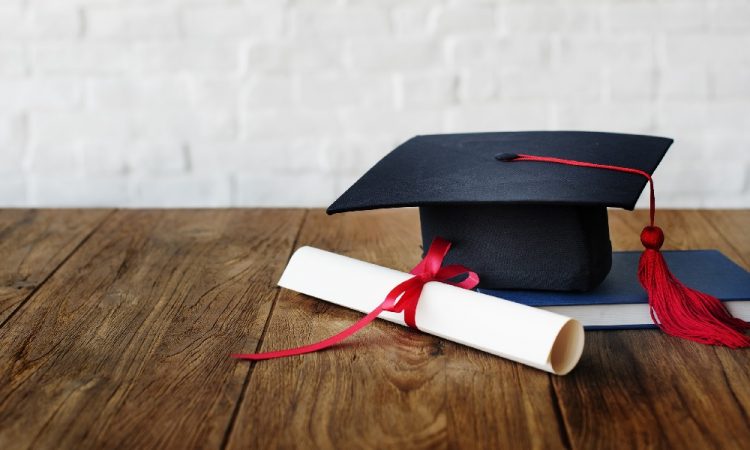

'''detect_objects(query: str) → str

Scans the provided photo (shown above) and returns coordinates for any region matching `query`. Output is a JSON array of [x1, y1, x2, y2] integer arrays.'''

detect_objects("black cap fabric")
[[327, 131, 673, 291], [328, 131, 673, 214]]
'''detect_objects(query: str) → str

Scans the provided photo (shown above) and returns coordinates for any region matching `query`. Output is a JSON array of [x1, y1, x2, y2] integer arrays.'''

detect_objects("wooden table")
[[0, 209, 748, 449]]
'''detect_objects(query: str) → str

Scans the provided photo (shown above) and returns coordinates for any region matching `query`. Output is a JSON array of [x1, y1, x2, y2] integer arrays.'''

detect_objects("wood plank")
[[0, 209, 305, 450], [553, 210, 750, 450], [0, 209, 112, 326], [227, 209, 567, 449], [697, 210, 750, 442], [699, 210, 750, 269]]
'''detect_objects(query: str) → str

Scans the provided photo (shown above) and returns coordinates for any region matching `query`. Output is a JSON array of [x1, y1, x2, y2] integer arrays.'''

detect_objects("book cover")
[[478, 250, 750, 329]]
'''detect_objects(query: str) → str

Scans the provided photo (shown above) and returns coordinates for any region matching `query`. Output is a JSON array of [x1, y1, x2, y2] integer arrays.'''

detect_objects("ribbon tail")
[[232, 302, 388, 360], [231, 238, 478, 361]]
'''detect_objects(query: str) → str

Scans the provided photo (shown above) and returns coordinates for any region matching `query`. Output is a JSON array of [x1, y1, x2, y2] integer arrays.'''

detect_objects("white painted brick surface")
[[130, 175, 231, 207], [181, 6, 283, 39], [0, 7, 81, 39], [87, 8, 179, 40], [0, 0, 748, 208], [0, 44, 26, 76]]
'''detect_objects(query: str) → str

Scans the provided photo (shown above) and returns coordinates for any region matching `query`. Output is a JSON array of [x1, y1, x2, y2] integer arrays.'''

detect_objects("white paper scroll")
[[279, 246, 585, 375]]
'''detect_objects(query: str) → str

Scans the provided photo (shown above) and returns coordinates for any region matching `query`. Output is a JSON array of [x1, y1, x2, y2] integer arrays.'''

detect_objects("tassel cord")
[[502, 153, 750, 348]]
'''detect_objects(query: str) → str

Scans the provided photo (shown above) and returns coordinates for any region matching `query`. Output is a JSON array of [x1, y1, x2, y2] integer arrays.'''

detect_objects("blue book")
[[478, 250, 750, 330]]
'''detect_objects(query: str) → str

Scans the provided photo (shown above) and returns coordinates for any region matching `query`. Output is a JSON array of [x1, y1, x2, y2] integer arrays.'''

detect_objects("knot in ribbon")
[[232, 237, 479, 361], [387, 237, 480, 329]]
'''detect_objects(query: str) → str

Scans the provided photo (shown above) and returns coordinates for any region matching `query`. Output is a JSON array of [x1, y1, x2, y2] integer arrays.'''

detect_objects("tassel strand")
[[503, 153, 750, 347]]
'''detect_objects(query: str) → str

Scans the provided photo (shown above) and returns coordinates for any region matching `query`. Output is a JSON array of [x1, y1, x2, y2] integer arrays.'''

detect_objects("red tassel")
[[638, 226, 750, 348], [504, 153, 750, 347]]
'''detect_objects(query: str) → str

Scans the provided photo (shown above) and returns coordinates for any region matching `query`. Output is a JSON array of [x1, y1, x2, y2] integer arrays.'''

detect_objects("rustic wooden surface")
[[0, 208, 748, 450]]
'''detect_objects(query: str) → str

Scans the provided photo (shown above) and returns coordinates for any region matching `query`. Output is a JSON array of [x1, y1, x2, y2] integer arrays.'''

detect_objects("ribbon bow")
[[232, 237, 479, 361]]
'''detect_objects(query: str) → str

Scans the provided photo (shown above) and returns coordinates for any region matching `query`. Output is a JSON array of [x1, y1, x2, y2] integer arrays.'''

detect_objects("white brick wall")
[[0, 0, 749, 208]]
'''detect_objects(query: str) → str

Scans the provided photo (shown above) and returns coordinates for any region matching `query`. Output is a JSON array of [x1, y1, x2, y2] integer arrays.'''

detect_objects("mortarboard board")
[[328, 130, 750, 348], [328, 131, 672, 292]]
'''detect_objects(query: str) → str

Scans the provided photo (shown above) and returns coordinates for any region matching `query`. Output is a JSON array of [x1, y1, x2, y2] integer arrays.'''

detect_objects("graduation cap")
[[328, 131, 750, 348]]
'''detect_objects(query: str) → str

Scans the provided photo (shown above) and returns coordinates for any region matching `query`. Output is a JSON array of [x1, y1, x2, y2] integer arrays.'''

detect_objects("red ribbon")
[[232, 237, 479, 361]]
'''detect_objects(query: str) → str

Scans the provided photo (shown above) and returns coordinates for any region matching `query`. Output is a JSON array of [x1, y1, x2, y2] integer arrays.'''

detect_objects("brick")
[[0, 79, 83, 111], [658, 67, 709, 100], [298, 74, 395, 108], [0, 147, 25, 175], [0, 176, 26, 206], [652, 161, 746, 195], [243, 76, 296, 109], [657, 102, 750, 139], [130, 175, 231, 207], [190, 76, 241, 110], [448, 36, 550, 68], [88, 77, 191, 109], [392, 5, 437, 37], [444, 103, 550, 133], [710, 1, 750, 31], [703, 102, 750, 134], [28, 175, 128, 207], [558, 36, 653, 68], [132, 111, 236, 140], [0, 114, 25, 173], [0, 7, 80, 39], [32, 43, 132, 74], [457, 70, 498, 103], [655, 101, 707, 136], [27, 142, 82, 174], [247, 40, 345, 73], [500, 67, 602, 101], [555, 102, 654, 134], [181, 5, 282, 38], [703, 132, 750, 160], [80, 141, 128, 175], [348, 38, 441, 71], [242, 109, 340, 140], [713, 68, 750, 100], [136, 42, 241, 74], [699, 192, 750, 209], [87, 7, 178, 39], [663, 35, 750, 67], [323, 135, 395, 173], [608, 67, 654, 100], [339, 108, 442, 136], [30, 111, 131, 144], [650, 132, 704, 160], [289, 6, 389, 38], [191, 138, 333, 174], [397, 72, 455, 108], [607, 2, 706, 33], [503, 4, 601, 33], [235, 172, 338, 207], [129, 141, 187, 174], [0, 44, 26, 76], [434, 5, 496, 35], [82, 140, 187, 175]]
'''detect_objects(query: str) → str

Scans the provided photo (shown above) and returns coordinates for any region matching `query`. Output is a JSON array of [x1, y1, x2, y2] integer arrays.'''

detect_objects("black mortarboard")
[[327, 131, 673, 291]]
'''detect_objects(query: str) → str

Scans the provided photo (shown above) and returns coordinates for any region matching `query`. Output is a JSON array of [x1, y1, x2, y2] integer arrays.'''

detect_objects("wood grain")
[[699, 210, 750, 269], [0, 209, 748, 450], [552, 210, 750, 450], [0, 209, 305, 450], [690, 210, 750, 448], [227, 209, 567, 450], [0, 209, 111, 325]]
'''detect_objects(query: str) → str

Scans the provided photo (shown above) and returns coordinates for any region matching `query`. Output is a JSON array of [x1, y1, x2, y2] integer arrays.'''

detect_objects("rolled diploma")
[[279, 246, 585, 375]]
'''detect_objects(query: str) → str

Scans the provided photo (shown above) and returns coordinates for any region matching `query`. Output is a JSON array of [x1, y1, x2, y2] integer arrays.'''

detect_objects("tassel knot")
[[640, 226, 664, 250]]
